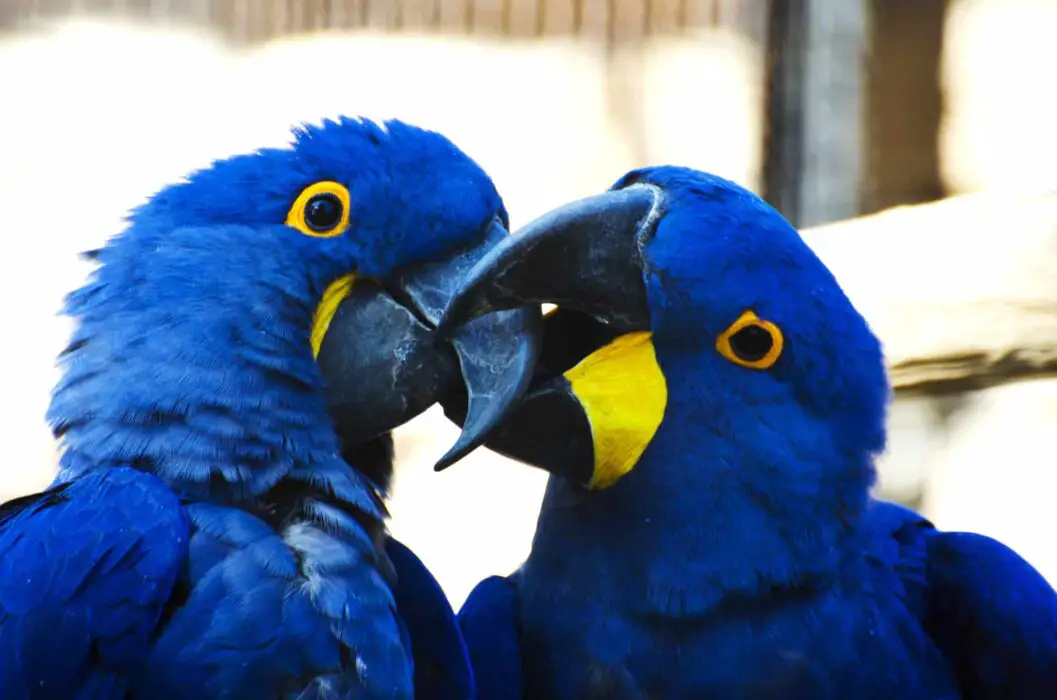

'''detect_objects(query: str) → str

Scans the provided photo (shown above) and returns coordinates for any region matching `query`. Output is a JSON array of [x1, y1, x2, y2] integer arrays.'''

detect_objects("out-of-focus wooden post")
[[763, 0, 871, 228]]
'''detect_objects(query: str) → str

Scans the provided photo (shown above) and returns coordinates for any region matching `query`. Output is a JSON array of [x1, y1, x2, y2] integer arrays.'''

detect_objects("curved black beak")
[[434, 184, 667, 485], [316, 218, 541, 471], [435, 184, 662, 337], [438, 307, 619, 483]]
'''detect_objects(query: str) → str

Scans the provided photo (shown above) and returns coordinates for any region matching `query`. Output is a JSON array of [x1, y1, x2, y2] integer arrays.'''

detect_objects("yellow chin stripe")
[[311, 274, 356, 358], [563, 331, 667, 490]]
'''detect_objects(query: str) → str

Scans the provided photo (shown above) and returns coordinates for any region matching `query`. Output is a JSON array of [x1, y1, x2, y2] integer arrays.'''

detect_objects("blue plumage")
[[2, 116, 521, 699], [457, 576, 522, 700], [445, 166, 1057, 698], [387, 537, 475, 700], [0, 468, 186, 699]]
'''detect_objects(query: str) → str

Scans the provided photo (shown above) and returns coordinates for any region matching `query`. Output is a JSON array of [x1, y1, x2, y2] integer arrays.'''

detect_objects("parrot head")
[[50, 117, 538, 497], [436, 166, 888, 530]]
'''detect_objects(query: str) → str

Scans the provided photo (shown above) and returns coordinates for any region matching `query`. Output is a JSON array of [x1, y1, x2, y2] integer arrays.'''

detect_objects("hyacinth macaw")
[[436, 166, 1057, 699], [0, 117, 540, 700]]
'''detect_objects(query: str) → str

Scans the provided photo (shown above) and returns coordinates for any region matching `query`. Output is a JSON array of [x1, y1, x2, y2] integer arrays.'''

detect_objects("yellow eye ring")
[[716, 310, 784, 370], [285, 181, 351, 238]]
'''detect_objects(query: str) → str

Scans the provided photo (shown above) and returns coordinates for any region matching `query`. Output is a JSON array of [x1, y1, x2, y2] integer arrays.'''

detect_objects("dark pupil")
[[729, 324, 774, 362], [304, 193, 343, 232]]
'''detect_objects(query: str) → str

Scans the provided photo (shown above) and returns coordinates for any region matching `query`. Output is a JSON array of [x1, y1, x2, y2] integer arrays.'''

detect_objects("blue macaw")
[[0, 117, 540, 699], [436, 166, 1057, 699]]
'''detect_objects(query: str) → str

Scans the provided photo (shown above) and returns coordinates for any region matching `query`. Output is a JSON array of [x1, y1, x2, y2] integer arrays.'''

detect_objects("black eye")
[[728, 324, 774, 362], [304, 193, 344, 233], [716, 310, 784, 369]]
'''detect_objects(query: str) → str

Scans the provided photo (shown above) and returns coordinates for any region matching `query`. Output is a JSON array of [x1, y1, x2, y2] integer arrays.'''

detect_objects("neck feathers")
[[47, 232, 383, 516], [530, 397, 873, 619]]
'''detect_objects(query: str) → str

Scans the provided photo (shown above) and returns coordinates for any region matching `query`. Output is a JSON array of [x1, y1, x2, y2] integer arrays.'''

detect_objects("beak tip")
[[433, 438, 476, 472], [432, 401, 510, 472], [438, 305, 542, 471]]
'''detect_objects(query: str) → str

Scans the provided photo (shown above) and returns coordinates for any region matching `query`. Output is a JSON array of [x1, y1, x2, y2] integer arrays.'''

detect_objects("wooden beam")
[[2, 0, 736, 40], [803, 191, 1057, 394]]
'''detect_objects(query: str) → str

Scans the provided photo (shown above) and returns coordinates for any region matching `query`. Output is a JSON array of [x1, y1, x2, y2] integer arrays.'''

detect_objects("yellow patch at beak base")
[[311, 274, 356, 358], [563, 331, 667, 489]]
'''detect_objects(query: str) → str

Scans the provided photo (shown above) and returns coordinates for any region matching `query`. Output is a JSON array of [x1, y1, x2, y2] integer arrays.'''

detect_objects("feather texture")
[[1, 116, 496, 699], [459, 167, 1057, 699]]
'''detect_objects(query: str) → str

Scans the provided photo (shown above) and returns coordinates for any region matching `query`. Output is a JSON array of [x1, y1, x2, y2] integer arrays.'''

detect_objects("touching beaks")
[[434, 183, 662, 338], [433, 184, 668, 485], [315, 218, 541, 468]]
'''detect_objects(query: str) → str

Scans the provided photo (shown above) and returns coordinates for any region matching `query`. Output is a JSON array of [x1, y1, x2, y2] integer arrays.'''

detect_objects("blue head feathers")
[[144, 118, 507, 279], [446, 166, 1057, 700], [619, 166, 888, 491], [48, 116, 539, 502], [437, 165, 889, 595]]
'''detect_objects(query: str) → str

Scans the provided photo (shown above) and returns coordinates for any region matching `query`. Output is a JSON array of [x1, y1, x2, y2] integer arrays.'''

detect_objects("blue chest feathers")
[[519, 571, 960, 700], [138, 500, 409, 700], [517, 483, 960, 700]]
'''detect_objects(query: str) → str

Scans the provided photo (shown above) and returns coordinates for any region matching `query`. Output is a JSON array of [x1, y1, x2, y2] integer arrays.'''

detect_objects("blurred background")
[[1, 0, 1056, 607]]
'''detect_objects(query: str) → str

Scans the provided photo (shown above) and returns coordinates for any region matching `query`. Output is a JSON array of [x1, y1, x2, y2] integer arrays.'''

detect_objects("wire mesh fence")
[[1, 0, 953, 227], [5, 0, 763, 42]]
